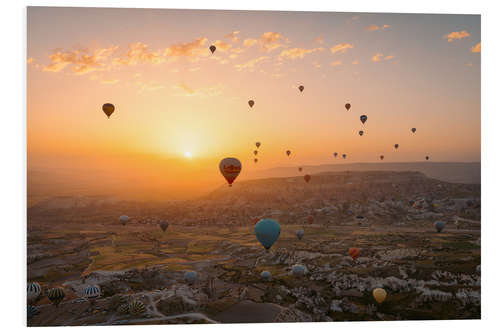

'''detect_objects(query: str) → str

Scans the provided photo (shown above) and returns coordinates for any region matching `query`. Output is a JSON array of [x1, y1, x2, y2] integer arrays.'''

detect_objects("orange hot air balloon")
[[209, 45, 216, 54], [304, 174, 311, 183], [373, 288, 387, 303], [298, 85, 304, 92], [256, 142, 261, 149], [219, 157, 242, 187], [298, 167, 303, 172], [286, 150, 291, 157], [345, 103, 351, 111], [307, 215, 314, 225], [248, 100, 255, 108], [253, 150, 258, 156], [348, 247, 360, 260], [102, 103, 115, 118]]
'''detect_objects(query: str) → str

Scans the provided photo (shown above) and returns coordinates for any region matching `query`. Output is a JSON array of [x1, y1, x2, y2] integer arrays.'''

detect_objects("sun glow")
[[185, 151, 192, 158]]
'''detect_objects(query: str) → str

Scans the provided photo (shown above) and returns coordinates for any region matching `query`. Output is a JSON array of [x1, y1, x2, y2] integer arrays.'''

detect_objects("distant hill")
[[245, 162, 480, 185]]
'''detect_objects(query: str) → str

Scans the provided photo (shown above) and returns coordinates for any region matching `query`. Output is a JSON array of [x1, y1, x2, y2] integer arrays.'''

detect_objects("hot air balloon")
[[380, 155, 384, 160], [434, 221, 445, 233], [27, 305, 40, 320], [209, 45, 216, 54], [342, 154, 347, 159], [254, 158, 258, 163], [359, 130, 364, 136], [373, 288, 387, 303], [394, 144, 399, 149], [411, 128, 416, 133], [360, 115, 367, 124], [120, 215, 129, 226], [296, 229, 304, 240], [348, 247, 360, 261], [48, 287, 65, 307], [253, 150, 258, 156], [466, 199, 474, 207], [307, 215, 314, 225], [254, 219, 281, 251], [345, 103, 351, 111], [102, 103, 115, 118], [184, 271, 198, 285], [286, 150, 291, 157], [256, 142, 261, 149], [298, 167, 303, 172], [304, 174, 311, 183], [298, 85, 304, 92], [426, 156, 429, 161], [84, 285, 101, 303], [334, 152, 338, 158], [292, 264, 307, 277], [160, 220, 169, 232], [27, 282, 41, 304], [248, 100, 255, 108], [129, 300, 146, 316], [261, 271, 271, 281], [219, 157, 242, 187]]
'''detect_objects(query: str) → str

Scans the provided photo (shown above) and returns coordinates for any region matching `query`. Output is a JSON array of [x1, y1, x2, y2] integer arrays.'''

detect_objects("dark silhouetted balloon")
[[160, 220, 169, 232], [334, 152, 338, 158], [342, 154, 347, 159], [434, 221, 445, 233], [345, 103, 351, 111], [298, 85, 304, 92], [426, 156, 429, 161], [380, 155, 384, 160], [254, 158, 258, 163], [359, 130, 364, 136], [248, 100, 254, 108], [219, 157, 242, 187], [253, 150, 258, 156], [411, 127, 416, 133], [256, 142, 261, 149], [296, 229, 304, 240], [304, 174, 311, 183], [102, 103, 115, 118], [286, 150, 291, 157], [394, 144, 399, 149], [360, 115, 368, 124], [209, 45, 216, 54], [298, 167, 302, 172]]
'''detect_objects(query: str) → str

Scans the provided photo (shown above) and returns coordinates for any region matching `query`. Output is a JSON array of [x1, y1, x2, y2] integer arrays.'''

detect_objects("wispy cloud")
[[330, 43, 354, 54], [372, 53, 395, 62], [352, 60, 359, 65], [172, 83, 223, 97], [279, 47, 324, 60], [213, 40, 232, 52], [234, 56, 270, 71], [243, 38, 258, 47], [314, 36, 324, 45], [101, 79, 119, 85], [226, 31, 240, 43], [112, 42, 164, 66], [471, 42, 481, 53], [243, 32, 287, 52], [444, 30, 470, 42], [164, 37, 209, 59], [365, 24, 391, 31], [330, 60, 342, 67], [43, 45, 118, 75]]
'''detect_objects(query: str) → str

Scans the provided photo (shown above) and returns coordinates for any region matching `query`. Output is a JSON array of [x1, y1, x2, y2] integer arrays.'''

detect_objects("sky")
[[27, 7, 481, 199]]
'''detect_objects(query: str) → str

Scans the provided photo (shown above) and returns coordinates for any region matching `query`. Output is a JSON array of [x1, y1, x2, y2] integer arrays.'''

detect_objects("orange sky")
[[27, 7, 481, 199]]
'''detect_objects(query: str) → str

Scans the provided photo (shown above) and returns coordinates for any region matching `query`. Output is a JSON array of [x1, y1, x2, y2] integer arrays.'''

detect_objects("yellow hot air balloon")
[[373, 288, 387, 303]]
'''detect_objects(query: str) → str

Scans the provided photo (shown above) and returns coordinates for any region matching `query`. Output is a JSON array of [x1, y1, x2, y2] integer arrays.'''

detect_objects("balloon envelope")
[[254, 158, 258, 163], [27, 282, 41, 303], [298, 167, 302, 172], [394, 144, 399, 149], [292, 264, 306, 277], [360, 115, 367, 124], [359, 130, 364, 136], [261, 271, 271, 281], [434, 221, 446, 232], [102, 103, 115, 118], [426, 156, 429, 160], [209, 45, 216, 53], [380, 155, 384, 160], [184, 271, 198, 284], [286, 150, 291, 156], [296, 229, 304, 240], [219, 157, 242, 186], [120, 215, 129, 225], [411, 128, 416, 133], [248, 100, 254, 108], [348, 247, 360, 260], [254, 219, 281, 250], [256, 142, 261, 148], [334, 152, 338, 157], [160, 220, 169, 232], [298, 85, 304, 92], [304, 174, 311, 183], [253, 150, 258, 156], [342, 154, 347, 159], [84, 285, 101, 300], [373, 288, 387, 303], [345, 103, 351, 111]]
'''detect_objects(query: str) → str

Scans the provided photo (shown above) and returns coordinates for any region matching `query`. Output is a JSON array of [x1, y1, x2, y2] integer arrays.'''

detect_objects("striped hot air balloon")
[[47, 287, 65, 307], [84, 285, 101, 301], [27, 305, 40, 320], [129, 300, 146, 316], [27, 282, 41, 304]]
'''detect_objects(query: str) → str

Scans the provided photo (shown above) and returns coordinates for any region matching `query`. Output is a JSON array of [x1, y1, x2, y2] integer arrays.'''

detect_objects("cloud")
[[137, 81, 165, 92], [243, 38, 258, 47], [112, 42, 164, 66], [213, 40, 232, 52], [172, 83, 223, 97], [234, 56, 270, 71], [101, 79, 119, 85], [330, 43, 354, 54], [372, 53, 395, 62], [471, 42, 481, 53], [444, 30, 470, 42], [279, 47, 324, 60], [164, 37, 208, 58], [330, 60, 342, 67], [259, 32, 286, 52], [226, 31, 240, 43], [43, 46, 118, 74], [365, 24, 391, 31], [352, 60, 359, 65], [27, 58, 35, 64], [314, 36, 324, 45]]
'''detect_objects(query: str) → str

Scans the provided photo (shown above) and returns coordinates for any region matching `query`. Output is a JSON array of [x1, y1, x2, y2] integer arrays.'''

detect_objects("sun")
[[184, 151, 192, 158]]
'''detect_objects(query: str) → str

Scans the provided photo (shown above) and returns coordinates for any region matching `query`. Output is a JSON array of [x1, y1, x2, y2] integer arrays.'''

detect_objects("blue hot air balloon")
[[184, 271, 198, 285], [254, 219, 281, 250], [434, 221, 446, 233], [261, 271, 271, 281], [292, 264, 307, 277]]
